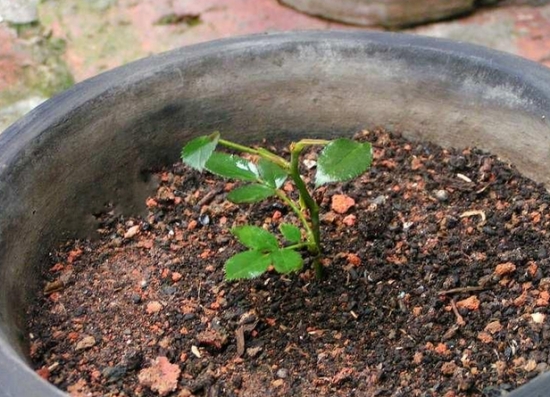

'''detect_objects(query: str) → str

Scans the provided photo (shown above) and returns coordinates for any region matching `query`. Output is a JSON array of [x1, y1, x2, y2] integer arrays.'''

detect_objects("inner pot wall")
[[1, 31, 550, 396]]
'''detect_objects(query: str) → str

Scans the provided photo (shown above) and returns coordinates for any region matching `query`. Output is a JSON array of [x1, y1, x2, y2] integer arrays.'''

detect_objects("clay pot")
[[0, 31, 548, 396], [280, 0, 501, 27]]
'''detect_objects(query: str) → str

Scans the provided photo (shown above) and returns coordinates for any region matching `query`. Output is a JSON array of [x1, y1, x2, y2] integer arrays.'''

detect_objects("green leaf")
[[270, 249, 303, 274], [231, 225, 278, 251], [225, 250, 271, 280], [227, 184, 275, 204], [205, 152, 258, 182], [257, 158, 287, 188], [279, 223, 302, 244], [181, 132, 220, 171], [315, 139, 372, 187]]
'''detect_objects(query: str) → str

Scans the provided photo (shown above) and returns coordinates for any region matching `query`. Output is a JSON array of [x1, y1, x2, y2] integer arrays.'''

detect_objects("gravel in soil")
[[28, 129, 550, 397]]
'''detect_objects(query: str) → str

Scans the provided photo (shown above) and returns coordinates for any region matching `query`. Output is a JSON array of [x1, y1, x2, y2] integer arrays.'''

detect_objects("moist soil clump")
[[28, 129, 550, 396]]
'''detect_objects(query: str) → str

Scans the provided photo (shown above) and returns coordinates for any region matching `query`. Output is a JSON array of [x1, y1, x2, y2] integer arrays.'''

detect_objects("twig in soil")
[[284, 343, 309, 358], [43, 280, 64, 295], [235, 319, 259, 357], [399, 329, 416, 343], [456, 173, 473, 183], [48, 362, 60, 372], [459, 209, 486, 229], [438, 286, 487, 295], [450, 299, 466, 326], [197, 186, 224, 206], [235, 327, 245, 357], [197, 281, 202, 303], [442, 325, 459, 340], [191, 345, 202, 358], [476, 183, 492, 194]]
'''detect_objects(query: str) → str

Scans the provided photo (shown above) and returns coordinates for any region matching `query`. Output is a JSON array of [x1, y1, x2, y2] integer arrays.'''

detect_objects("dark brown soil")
[[28, 129, 550, 397]]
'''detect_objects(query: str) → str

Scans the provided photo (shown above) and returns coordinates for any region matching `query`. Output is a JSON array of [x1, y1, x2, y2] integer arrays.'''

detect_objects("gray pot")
[[0, 31, 549, 396], [279, 0, 501, 28]]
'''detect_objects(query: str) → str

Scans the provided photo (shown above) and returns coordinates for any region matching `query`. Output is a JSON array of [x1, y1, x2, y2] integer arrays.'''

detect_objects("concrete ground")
[[2, 0, 550, 132]]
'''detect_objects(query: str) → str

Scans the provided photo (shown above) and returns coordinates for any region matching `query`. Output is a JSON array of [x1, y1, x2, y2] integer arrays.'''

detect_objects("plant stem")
[[218, 139, 289, 170], [276, 188, 322, 278], [289, 142, 323, 278], [218, 136, 330, 279], [284, 242, 310, 251], [295, 138, 330, 146], [275, 190, 314, 243]]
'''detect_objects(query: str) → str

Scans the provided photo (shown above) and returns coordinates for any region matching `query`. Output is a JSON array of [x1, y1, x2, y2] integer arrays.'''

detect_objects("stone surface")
[[0, 0, 38, 24], [0, 22, 73, 133], [0, 96, 46, 134]]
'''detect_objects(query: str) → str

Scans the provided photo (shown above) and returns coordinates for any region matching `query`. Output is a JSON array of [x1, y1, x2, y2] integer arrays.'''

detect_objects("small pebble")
[[449, 155, 467, 170], [276, 368, 289, 379], [343, 214, 356, 226], [370, 195, 386, 205], [216, 236, 230, 244], [531, 312, 545, 324], [124, 350, 143, 371], [124, 225, 140, 239], [536, 362, 548, 373], [232, 375, 243, 389], [246, 346, 262, 358], [74, 306, 86, 316], [131, 293, 142, 304], [161, 286, 177, 296], [102, 365, 127, 382], [146, 301, 163, 314], [303, 159, 316, 169], [539, 278, 550, 289], [199, 214, 210, 226], [445, 216, 458, 229], [171, 272, 182, 282], [513, 200, 524, 211], [76, 335, 96, 351], [504, 346, 513, 360], [347, 267, 358, 280], [435, 190, 449, 202], [482, 226, 497, 236], [331, 194, 355, 214]]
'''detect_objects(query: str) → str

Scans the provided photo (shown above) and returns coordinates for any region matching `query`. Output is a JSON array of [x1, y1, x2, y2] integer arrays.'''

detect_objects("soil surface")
[[28, 130, 550, 397]]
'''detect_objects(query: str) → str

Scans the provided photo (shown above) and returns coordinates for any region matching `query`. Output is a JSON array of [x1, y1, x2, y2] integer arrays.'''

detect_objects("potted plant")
[[1, 31, 550, 396]]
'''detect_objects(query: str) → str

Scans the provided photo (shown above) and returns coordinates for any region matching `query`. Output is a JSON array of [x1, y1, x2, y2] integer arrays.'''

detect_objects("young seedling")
[[181, 132, 372, 280]]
